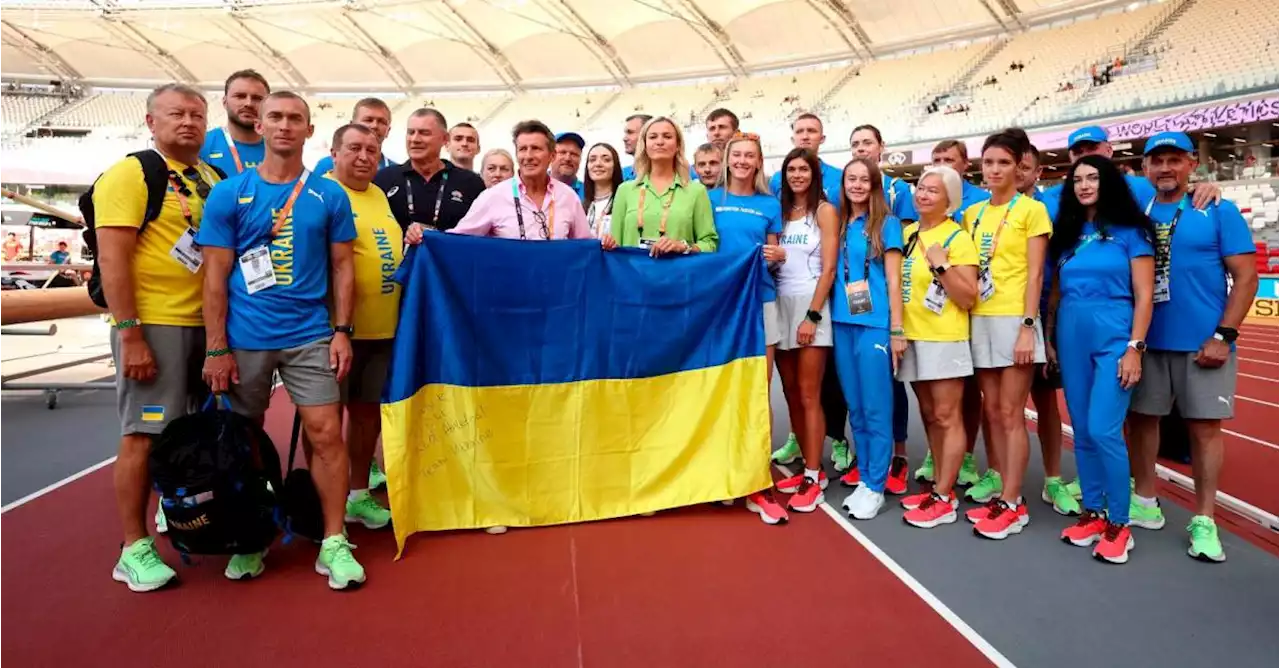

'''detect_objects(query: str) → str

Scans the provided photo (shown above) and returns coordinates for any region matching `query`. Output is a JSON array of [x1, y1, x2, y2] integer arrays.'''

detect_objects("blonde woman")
[[707, 132, 788, 524], [479, 148, 514, 188], [898, 166, 981, 529], [605, 117, 717, 256]]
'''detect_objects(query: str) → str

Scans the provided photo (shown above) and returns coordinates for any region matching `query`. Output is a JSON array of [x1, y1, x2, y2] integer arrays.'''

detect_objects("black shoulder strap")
[[207, 163, 228, 180], [131, 150, 170, 231], [287, 408, 302, 471]]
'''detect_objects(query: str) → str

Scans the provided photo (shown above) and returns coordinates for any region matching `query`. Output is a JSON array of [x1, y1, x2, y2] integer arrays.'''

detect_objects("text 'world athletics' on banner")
[[380, 233, 773, 556]]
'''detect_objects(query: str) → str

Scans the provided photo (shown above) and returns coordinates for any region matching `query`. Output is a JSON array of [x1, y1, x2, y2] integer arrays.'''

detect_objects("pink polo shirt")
[[449, 175, 591, 241]]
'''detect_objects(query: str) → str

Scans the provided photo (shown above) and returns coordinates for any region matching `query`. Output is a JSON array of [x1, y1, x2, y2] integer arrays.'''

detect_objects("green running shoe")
[[317, 535, 366, 589], [1129, 495, 1167, 530], [956, 453, 981, 487], [831, 440, 853, 472], [345, 491, 392, 530], [964, 469, 1002, 503], [1065, 478, 1082, 500], [771, 434, 801, 465], [914, 451, 935, 483], [1042, 476, 1081, 516], [369, 460, 387, 491], [1186, 515, 1225, 563], [225, 551, 266, 580], [111, 537, 176, 593]]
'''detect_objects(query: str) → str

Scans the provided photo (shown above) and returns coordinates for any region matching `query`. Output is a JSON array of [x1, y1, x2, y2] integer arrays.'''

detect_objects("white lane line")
[[1238, 356, 1278, 366], [1239, 371, 1277, 382], [775, 464, 1018, 668], [1024, 409, 1280, 532], [1236, 394, 1280, 408], [1223, 428, 1279, 450], [1, 456, 116, 514], [1237, 345, 1277, 354]]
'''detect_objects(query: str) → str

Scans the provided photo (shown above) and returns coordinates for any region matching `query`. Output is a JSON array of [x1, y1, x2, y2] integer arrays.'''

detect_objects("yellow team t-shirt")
[[331, 177, 403, 340], [901, 221, 980, 342], [961, 194, 1053, 317], [92, 155, 220, 327]]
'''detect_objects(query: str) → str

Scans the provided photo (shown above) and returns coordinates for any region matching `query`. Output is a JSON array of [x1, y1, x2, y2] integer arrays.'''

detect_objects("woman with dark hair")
[[583, 143, 623, 240], [962, 128, 1053, 541], [1049, 155, 1154, 564], [772, 148, 839, 514], [831, 157, 905, 520]]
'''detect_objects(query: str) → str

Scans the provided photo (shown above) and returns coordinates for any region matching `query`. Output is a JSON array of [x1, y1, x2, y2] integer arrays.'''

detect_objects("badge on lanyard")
[[1146, 197, 1184, 304], [170, 228, 203, 273], [239, 245, 275, 294], [924, 278, 948, 315], [977, 268, 996, 302], [638, 237, 655, 250], [1153, 272, 1171, 303], [845, 280, 873, 315], [972, 194, 1018, 303]]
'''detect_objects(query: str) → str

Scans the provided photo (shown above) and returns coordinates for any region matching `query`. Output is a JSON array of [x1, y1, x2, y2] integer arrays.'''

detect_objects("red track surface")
[[2, 394, 994, 668]]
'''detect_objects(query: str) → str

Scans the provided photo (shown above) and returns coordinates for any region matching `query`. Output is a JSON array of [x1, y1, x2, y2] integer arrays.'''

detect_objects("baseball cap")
[[1067, 125, 1108, 149], [1143, 131, 1194, 155], [555, 132, 585, 148]]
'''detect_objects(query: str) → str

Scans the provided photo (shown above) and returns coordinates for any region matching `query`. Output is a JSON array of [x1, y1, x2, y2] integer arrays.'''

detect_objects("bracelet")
[[890, 328, 906, 337], [113, 318, 140, 330], [205, 347, 232, 358]]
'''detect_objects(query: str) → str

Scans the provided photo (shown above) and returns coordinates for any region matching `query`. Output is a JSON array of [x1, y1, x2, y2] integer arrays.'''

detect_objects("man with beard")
[[201, 70, 269, 176]]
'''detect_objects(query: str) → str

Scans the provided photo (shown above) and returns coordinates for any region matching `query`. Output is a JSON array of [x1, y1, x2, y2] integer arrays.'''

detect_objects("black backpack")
[[79, 150, 225, 308], [281, 408, 325, 543], [149, 395, 283, 558]]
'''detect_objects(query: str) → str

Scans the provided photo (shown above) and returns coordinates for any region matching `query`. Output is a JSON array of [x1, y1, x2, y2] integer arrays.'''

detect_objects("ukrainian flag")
[[381, 234, 773, 555]]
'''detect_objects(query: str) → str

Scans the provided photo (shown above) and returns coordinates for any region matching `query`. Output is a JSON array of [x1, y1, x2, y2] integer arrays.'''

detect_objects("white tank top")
[[776, 212, 822, 297]]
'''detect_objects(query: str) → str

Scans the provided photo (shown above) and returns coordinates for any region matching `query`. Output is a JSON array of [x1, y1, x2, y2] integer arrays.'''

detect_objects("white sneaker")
[[155, 503, 168, 534], [484, 526, 508, 535], [841, 485, 868, 514], [850, 487, 885, 520]]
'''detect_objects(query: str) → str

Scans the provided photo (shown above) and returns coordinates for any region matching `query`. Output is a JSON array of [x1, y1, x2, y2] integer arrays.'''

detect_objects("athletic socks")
[[1134, 494, 1158, 507], [804, 468, 821, 483], [348, 488, 369, 502]]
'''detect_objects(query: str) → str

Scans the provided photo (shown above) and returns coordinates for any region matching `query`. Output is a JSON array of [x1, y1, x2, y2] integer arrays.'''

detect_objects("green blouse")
[[610, 175, 718, 252]]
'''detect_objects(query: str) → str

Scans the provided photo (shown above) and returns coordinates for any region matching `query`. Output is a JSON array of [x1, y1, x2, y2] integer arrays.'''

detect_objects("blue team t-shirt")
[[1057, 221, 1154, 305], [770, 160, 843, 206], [831, 213, 904, 329], [196, 170, 358, 351], [200, 129, 266, 178], [951, 180, 992, 223], [884, 177, 918, 222], [1039, 174, 1156, 221], [1145, 197, 1254, 352], [709, 188, 784, 303]]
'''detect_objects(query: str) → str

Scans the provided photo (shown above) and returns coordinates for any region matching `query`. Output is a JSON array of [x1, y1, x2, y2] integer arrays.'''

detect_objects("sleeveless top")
[[776, 211, 822, 297]]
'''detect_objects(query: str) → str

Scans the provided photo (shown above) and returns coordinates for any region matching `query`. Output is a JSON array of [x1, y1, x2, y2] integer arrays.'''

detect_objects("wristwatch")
[[334, 325, 355, 336], [930, 263, 950, 276], [1021, 317, 1036, 329], [1213, 326, 1238, 344], [1127, 340, 1147, 353], [805, 309, 823, 324]]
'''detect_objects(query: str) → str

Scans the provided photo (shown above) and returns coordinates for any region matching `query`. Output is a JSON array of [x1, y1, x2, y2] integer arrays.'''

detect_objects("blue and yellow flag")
[[381, 234, 772, 555]]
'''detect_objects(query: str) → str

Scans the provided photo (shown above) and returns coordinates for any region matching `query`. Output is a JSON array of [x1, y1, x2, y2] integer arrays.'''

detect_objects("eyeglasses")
[[530, 208, 550, 239]]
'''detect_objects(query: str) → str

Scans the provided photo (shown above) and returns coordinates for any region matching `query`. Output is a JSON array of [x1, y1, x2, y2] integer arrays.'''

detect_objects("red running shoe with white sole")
[[901, 491, 931, 511], [1093, 523, 1134, 564], [839, 468, 861, 487], [1060, 511, 1107, 547], [786, 479, 824, 513], [903, 494, 958, 528], [973, 501, 1028, 539], [885, 456, 909, 495], [745, 492, 789, 525], [777, 471, 828, 493], [966, 499, 1002, 524]]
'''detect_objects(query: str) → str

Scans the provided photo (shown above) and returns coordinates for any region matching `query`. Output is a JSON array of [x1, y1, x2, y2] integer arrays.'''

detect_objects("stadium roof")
[[1, 0, 1160, 91]]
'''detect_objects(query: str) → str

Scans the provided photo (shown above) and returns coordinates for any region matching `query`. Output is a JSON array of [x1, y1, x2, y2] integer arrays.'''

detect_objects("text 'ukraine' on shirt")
[[196, 170, 358, 351]]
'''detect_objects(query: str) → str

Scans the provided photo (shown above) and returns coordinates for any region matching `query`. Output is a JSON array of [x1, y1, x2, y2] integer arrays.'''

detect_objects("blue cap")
[[1144, 131, 1194, 155], [555, 132, 585, 148], [1067, 125, 1108, 149]]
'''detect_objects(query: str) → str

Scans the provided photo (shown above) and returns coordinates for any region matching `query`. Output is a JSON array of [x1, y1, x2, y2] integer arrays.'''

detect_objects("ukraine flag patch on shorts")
[[140, 405, 165, 423]]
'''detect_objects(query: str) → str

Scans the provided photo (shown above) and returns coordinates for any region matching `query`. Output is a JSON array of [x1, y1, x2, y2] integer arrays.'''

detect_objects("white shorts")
[[896, 340, 974, 383], [763, 301, 782, 347], [775, 294, 833, 351], [970, 315, 1047, 369]]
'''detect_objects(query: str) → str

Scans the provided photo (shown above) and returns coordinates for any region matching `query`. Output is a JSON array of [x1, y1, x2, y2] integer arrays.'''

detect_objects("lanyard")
[[887, 177, 899, 209], [223, 128, 244, 174], [971, 193, 1021, 268], [903, 226, 961, 264], [269, 170, 310, 238], [167, 173, 195, 228], [1057, 230, 1107, 269], [512, 179, 556, 240], [588, 193, 614, 231], [407, 166, 449, 228], [841, 216, 873, 285], [637, 184, 675, 237], [1144, 195, 1187, 265]]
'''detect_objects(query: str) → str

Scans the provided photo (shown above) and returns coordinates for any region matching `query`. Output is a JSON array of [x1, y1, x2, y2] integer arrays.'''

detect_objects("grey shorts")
[[970, 315, 1047, 369], [763, 301, 782, 347], [775, 294, 833, 351], [229, 337, 340, 419], [340, 339, 393, 405], [896, 340, 974, 383], [111, 325, 206, 436], [1130, 350, 1238, 420]]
